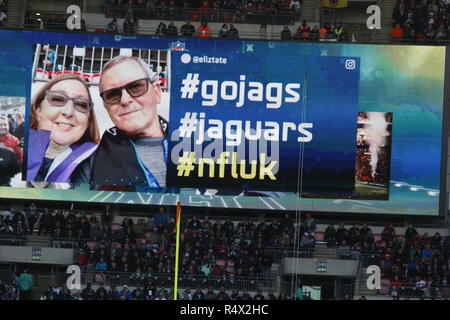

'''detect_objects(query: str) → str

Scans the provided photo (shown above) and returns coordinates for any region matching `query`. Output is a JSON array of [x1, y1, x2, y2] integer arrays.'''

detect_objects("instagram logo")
[[345, 59, 356, 70]]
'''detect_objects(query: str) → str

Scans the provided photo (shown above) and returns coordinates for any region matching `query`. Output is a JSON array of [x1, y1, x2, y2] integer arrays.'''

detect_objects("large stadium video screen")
[[0, 29, 446, 215]]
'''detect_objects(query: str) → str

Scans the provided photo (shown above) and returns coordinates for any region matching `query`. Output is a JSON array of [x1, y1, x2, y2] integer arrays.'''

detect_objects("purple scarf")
[[26, 129, 97, 182]]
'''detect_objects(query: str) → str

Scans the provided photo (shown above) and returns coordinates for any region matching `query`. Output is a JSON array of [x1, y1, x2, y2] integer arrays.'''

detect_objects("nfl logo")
[[170, 41, 186, 51]]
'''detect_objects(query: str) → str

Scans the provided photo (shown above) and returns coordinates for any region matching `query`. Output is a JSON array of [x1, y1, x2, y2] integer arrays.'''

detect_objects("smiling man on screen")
[[90, 56, 168, 191]]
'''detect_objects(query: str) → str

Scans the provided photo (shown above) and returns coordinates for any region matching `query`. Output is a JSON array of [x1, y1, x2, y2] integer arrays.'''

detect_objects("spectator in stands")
[[121, 215, 134, 230], [16, 269, 33, 300], [197, 20, 211, 38], [165, 21, 178, 36], [187, 215, 202, 231], [215, 287, 230, 300], [319, 24, 328, 40], [201, 262, 211, 277], [334, 21, 346, 41], [77, 248, 88, 268], [425, 24, 436, 40], [289, 0, 301, 14], [342, 293, 352, 300], [136, 288, 147, 300], [436, 21, 447, 40], [11, 208, 25, 224], [421, 244, 433, 261], [280, 213, 293, 233], [133, 218, 146, 236], [393, 3, 407, 27], [0, 116, 23, 164], [107, 18, 119, 33], [301, 213, 316, 235], [431, 232, 442, 249], [95, 257, 108, 271], [300, 227, 315, 248], [360, 223, 372, 238], [3, 286, 18, 300], [95, 283, 107, 299], [254, 288, 265, 300], [157, 285, 170, 299], [324, 224, 337, 247], [227, 24, 239, 39], [180, 288, 192, 300], [155, 207, 169, 226], [13, 111, 24, 148], [219, 23, 229, 38], [108, 285, 120, 300], [7, 113, 15, 135], [382, 223, 396, 242], [119, 285, 132, 300], [81, 282, 95, 300], [25, 203, 38, 234], [192, 287, 205, 300], [391, 23, 404, 41], [37, 208, 51, 235], [403, 23, 416, 41], [53, 210, 66, 227], [222, 218, 234, 238], [260, 250, 273, 277], [240, 290, 253, 300], [280, 25, 292, 40], [295, 20, 310, 40], [123, 18, 136, 35], [0, 147, 21, 186], [42, 45, 57, 71], [326, 23, 336, 39], [338, 240, 352, 259], [405, 224, 418, 242], [143, 216, 155, 233], [309, 25, 319, 41], [268, 291, 277, 300], [347, 224, 359, 245], [180, 21, 196, 37], [228, 288, 239, 300], [155, 21, 167, 36]]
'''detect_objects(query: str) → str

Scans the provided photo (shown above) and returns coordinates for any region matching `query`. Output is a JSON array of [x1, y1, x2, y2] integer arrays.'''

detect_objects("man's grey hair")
[[99, 55, 159, 91]]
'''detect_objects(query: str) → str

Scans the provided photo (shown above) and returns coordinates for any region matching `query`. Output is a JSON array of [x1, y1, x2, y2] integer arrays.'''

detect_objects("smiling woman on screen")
[[25, 74, 99, 184]]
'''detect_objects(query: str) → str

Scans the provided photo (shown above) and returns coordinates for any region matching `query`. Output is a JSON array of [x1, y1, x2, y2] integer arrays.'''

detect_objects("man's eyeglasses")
[[45, 90, 93, 114], [100, 77, 153, 105]]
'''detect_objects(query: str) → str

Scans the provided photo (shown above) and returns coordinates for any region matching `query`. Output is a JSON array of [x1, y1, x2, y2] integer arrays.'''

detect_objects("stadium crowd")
[[104, 0, 303, 25], [1, 201, 449, 300], [325, 223, 450, 297], [280, 21, 348, 41], [0, 203, 310, 300], [391, 0, 450, 42], [36, 281, 281, 300]]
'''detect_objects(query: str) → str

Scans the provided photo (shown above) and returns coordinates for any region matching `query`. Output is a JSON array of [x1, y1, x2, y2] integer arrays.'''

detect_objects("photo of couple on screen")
[[23, 44, 171, 192]]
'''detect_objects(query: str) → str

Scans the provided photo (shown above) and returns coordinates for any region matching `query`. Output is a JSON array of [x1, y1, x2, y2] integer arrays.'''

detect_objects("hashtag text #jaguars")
[[176, 151, 277, 180]]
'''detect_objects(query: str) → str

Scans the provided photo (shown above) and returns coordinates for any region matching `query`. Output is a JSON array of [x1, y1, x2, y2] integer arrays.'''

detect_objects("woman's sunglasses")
[[45, 90, 92, 114]]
